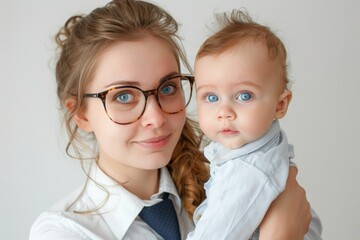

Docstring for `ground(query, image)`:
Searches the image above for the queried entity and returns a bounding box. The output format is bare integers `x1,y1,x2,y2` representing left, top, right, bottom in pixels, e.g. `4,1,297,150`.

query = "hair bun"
55,15,83,47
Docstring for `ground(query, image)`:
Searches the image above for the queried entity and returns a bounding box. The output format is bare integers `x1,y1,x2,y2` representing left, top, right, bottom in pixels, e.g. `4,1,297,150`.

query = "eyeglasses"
83,75,194,125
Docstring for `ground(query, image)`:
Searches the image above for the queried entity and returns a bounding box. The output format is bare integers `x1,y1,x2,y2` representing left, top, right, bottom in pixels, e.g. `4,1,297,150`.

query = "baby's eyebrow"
236,81,262,89
196,81,261,92
196,84,213,92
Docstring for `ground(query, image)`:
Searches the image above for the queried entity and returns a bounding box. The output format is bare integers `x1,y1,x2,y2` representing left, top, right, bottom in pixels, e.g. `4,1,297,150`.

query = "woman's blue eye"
160,84,176,95
206,94,219,103
116,93,134,103
237,92,252,102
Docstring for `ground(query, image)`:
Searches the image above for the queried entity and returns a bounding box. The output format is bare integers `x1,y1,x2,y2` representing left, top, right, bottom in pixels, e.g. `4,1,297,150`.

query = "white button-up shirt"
30,165,194,240
187,121,322,240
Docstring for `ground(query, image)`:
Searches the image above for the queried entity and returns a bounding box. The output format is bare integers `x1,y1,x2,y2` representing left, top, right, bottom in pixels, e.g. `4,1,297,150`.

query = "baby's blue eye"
237,92,252,102
205,94,219,103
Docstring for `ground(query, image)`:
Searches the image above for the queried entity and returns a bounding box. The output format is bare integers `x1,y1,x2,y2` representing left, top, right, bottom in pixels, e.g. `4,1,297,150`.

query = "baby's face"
195,41,288,149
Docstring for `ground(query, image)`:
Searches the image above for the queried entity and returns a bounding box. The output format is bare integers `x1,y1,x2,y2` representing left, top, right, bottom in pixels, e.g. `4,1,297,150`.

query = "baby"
187,9,322,240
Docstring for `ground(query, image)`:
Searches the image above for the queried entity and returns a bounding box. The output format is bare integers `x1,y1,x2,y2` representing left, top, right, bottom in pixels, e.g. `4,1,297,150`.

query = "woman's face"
80,37,186,180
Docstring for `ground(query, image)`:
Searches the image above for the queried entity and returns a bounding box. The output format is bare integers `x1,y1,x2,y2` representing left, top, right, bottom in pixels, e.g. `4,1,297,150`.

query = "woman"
30,0,311,239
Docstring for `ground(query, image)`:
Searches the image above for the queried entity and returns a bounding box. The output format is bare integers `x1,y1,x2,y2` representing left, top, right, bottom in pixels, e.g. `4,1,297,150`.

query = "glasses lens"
158,76,192,114
102,76,192,124
105,87,145,124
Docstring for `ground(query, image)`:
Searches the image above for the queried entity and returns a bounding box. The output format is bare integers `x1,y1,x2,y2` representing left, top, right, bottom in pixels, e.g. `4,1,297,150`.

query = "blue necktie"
139,192,181,240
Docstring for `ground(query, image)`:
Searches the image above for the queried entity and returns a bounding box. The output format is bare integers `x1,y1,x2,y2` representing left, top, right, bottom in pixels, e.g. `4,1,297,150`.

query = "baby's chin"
218,140,248,149
212,132,256,149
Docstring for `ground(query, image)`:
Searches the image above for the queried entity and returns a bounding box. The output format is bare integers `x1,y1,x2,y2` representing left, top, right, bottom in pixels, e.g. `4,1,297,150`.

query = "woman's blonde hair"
55,0,208,217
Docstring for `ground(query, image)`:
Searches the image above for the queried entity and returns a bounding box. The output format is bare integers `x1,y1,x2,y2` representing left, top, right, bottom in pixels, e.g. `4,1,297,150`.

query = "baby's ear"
275,90,292,119
65,97,93,132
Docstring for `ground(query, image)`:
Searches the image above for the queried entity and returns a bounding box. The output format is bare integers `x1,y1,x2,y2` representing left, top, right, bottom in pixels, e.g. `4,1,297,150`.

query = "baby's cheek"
199,120,213,138
197,107,209,129
245,114,273,139
198,118,217,142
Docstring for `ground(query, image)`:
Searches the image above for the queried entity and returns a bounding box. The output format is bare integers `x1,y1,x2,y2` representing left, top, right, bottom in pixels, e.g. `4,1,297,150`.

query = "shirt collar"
156,167,183,214
86,163,182,238
205,120,281,164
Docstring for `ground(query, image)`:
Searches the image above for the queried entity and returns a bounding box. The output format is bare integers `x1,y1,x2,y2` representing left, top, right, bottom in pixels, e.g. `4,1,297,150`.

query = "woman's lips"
135,135,171,149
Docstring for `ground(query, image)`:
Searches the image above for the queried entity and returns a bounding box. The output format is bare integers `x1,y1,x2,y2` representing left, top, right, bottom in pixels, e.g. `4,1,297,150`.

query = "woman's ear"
65,97,93,132
275,90,292,119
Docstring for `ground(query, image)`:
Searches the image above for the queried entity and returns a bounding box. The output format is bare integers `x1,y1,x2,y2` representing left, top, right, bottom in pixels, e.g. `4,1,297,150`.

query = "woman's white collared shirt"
29,164,194,240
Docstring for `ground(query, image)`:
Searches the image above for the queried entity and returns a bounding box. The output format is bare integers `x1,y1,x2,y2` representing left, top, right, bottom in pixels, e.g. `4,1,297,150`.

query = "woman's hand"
259,167,311,240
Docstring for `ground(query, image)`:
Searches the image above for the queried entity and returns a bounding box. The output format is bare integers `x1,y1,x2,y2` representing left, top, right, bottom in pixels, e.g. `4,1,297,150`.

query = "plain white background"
1,0,359,239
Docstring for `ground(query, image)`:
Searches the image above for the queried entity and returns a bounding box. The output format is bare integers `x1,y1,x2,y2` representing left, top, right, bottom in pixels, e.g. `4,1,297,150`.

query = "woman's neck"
97,157,160,200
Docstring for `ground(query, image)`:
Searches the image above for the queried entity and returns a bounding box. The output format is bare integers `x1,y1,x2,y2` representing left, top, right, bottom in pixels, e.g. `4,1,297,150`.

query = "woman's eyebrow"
104,80,140,88
159,71,179,84
104,71,179,89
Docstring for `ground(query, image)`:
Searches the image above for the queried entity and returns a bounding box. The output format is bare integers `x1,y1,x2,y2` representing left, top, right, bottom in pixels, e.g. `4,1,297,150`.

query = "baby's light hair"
196,9,290,89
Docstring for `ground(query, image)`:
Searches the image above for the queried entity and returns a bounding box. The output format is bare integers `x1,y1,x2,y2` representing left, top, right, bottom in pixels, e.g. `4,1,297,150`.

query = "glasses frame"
83,74,194,125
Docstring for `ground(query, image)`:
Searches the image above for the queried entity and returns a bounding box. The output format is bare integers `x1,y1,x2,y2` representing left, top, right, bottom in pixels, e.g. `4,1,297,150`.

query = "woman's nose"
140,96,166,128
